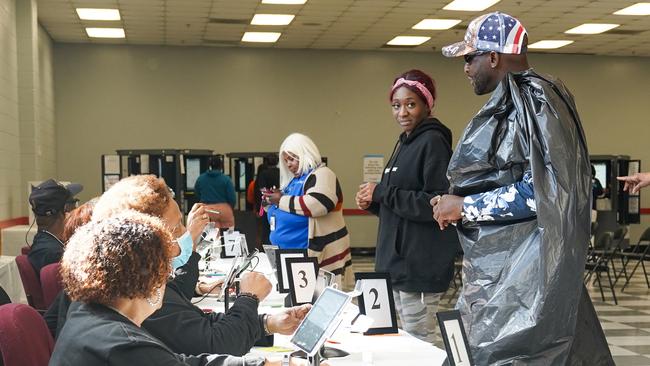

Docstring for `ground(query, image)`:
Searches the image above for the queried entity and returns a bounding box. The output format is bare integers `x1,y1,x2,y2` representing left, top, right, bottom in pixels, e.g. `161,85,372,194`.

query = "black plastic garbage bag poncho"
447,69,613,365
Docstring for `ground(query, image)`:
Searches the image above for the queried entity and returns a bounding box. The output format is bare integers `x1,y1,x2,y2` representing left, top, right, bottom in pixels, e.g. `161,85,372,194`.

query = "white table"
0,256,28,304
195,253,448,365
1,225,34,256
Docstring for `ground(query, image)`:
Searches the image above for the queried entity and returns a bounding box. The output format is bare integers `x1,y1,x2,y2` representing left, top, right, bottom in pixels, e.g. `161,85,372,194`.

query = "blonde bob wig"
278,133,322,189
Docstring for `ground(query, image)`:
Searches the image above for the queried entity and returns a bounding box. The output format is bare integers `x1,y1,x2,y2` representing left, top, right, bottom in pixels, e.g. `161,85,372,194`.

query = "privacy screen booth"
590,155,641,240
101,149,221,214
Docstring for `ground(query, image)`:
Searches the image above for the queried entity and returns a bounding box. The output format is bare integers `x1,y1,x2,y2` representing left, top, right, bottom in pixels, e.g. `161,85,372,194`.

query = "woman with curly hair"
49,212,260,365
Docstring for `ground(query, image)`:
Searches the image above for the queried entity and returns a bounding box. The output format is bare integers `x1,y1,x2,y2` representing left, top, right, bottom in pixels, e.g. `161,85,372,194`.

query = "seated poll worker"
50,212,309,366
48,175,311,356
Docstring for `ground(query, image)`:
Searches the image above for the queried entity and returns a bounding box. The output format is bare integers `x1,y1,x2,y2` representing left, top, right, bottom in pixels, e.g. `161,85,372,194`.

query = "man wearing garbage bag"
432,12,613,365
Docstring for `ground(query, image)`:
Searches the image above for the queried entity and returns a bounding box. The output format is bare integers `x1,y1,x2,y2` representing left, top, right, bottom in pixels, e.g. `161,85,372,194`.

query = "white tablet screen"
291,288,349,354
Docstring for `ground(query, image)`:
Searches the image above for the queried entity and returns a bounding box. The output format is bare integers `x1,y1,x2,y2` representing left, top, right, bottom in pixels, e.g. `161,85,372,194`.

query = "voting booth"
590,155,641,240
101,149,221,214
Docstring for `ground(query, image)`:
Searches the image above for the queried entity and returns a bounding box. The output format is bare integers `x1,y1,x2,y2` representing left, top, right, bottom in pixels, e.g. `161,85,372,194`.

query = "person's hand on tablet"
266,304,312,335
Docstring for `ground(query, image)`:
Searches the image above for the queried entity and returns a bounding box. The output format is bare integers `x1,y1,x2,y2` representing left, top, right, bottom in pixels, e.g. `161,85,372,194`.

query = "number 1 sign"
286,257,319,305
354,272,398,335
436,310,473,366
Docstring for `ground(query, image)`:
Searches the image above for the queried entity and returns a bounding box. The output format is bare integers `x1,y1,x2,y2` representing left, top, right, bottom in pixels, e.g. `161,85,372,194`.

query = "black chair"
618,227,650,291
584,232,618,304
0,287,10,306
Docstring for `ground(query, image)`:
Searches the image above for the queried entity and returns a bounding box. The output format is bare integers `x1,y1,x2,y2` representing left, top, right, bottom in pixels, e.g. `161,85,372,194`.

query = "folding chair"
619,227,650,291
584,232,618,304
40,263,62,309
14,255,46,311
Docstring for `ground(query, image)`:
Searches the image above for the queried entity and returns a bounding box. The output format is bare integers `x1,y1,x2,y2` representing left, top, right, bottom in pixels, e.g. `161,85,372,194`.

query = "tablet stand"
291,345,348,366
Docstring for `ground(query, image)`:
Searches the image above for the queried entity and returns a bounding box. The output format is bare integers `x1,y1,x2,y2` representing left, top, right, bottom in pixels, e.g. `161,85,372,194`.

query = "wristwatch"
281,354,290,366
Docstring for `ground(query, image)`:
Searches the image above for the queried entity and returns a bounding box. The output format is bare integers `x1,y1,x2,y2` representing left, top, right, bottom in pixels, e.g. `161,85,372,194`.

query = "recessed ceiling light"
242,32,281,43
528,40,574,49
386,36,430,46
85,27,125,38
412,19,461,30
565,23,620,34
251,14,295,26
614,3,650,16
261,0,307,4
76,8,121,21
443,0,501,11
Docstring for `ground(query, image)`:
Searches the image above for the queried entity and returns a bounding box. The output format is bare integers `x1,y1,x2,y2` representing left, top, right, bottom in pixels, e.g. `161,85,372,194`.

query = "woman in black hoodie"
355,69,459,345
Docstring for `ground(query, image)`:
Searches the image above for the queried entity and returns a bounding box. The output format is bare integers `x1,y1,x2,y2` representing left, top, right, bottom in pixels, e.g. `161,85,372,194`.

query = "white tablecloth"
0,256,28,304
195,253,448,365
1,225,34,256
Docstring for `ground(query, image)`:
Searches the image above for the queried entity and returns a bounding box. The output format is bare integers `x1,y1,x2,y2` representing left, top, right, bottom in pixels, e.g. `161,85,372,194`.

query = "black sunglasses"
464,51,490,64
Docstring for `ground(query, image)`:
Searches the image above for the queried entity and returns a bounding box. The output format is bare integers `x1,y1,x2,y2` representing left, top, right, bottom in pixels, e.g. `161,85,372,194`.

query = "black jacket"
49,302,264,366
45,252,272,356
28,231,63,275
369,118,459,293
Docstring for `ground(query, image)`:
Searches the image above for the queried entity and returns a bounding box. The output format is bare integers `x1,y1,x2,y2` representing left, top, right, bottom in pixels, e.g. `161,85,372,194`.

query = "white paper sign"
140,154,150,174
279,252,306,291
361,279,392,328
363,155,384,183
289,261,317,304
103,155,120,174
223,231,242,257
443,319,471,366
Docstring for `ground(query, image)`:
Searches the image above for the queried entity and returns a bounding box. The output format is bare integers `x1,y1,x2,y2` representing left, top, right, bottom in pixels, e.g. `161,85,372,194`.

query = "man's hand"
238,272,272,301
266,304,312,335
431,194,464,230
186,203,209,249
617,172,650,194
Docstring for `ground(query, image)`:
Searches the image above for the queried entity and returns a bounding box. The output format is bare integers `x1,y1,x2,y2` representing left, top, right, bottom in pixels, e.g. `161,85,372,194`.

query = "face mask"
172,231,193,270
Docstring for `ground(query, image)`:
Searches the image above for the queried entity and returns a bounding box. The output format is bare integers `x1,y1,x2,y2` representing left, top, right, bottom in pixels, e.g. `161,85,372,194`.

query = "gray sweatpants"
393,290,442,345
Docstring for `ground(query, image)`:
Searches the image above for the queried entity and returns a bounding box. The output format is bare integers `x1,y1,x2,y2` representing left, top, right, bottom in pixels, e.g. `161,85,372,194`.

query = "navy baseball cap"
29,179,83,216
442,12,527,57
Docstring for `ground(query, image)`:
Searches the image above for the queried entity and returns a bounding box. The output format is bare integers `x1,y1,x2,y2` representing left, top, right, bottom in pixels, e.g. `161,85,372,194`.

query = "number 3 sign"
436,310,474,366
354,272,398,335
286,257,319,305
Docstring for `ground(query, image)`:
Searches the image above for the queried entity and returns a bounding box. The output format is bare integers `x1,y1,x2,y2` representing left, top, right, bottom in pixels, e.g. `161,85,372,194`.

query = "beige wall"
53,43,650,245
0,0,55,221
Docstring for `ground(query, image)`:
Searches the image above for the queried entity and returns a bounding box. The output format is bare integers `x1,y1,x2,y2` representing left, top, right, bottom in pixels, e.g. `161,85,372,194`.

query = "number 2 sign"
354,272,398,335
286,257,319,305
436,310,473,366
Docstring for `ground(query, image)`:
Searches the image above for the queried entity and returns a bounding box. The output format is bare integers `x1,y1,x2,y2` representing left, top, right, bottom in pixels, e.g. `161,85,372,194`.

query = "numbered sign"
221,231,243,258
436,310,473,366
286,257,319,305
276,249,308,293
354,272,398,335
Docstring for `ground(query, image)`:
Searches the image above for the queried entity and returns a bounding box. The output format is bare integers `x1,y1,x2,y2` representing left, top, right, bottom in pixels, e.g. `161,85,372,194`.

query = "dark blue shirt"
28,230,64,275
194,171,236,206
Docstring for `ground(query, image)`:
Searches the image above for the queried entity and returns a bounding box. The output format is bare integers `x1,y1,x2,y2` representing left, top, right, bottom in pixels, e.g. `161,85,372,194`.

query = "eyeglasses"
463,51,490,64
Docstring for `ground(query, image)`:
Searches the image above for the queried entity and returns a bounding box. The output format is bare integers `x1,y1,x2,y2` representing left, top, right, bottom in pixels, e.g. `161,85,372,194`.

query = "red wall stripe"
342,209,370,216
0,217,29,230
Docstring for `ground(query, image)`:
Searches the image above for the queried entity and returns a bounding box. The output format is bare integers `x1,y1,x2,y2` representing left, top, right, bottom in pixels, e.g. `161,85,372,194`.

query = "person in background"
618,171,650,194
50,212,308,366
27,179,82,275
263,133,352,281
433,12,611,364
591,164,604,222
61,197,98,242
195,156,236,229
355,69,458,345
255,154,280,244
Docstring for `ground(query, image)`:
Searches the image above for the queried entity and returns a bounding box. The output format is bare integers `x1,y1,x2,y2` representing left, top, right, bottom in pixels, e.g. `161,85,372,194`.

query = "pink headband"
390,78,435,110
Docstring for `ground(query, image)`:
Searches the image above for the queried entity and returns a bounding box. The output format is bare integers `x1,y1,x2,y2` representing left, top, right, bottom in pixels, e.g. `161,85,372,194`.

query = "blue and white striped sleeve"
462,170,536,222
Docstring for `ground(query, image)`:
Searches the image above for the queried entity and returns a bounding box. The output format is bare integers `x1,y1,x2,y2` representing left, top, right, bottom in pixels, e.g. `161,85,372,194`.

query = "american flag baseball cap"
442,12,527,57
